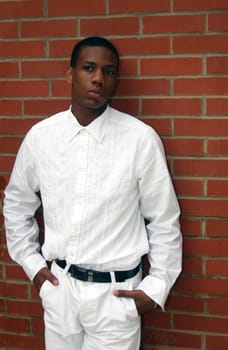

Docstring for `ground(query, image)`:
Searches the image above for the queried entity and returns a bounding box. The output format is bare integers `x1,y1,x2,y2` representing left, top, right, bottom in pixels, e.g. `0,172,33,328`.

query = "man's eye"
84,66,93,71
104,70,115,76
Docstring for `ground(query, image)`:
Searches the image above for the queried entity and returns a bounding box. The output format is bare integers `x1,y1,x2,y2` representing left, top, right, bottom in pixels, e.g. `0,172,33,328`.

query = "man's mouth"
88,89,103,98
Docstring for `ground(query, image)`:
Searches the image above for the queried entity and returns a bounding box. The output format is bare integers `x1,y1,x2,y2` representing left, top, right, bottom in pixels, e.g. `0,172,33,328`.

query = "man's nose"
92,69,104,84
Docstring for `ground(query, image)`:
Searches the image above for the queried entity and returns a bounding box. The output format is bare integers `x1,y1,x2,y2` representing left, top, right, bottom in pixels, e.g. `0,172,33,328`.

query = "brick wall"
0,1,228,349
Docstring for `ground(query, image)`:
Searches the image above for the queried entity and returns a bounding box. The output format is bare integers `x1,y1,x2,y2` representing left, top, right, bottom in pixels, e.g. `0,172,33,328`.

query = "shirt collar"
68,106,110,143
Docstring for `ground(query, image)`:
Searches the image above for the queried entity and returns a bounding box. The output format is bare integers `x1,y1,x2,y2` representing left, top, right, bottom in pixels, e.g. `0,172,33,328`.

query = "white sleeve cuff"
136,275,171,311
22,254,48,281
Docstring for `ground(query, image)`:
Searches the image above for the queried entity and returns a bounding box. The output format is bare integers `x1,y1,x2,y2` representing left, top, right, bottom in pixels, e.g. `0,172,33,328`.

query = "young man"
3,36,182,349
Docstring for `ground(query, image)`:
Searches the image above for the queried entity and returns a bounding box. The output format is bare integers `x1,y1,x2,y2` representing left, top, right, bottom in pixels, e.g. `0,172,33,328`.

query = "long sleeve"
137,128,182,310
3,132,47,281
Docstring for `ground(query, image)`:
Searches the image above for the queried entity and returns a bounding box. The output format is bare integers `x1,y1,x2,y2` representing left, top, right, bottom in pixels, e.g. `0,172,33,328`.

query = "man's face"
68,46,118,117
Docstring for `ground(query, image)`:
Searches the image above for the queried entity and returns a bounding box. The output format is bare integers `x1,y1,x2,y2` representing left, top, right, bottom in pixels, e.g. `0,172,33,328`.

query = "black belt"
55,259,140,283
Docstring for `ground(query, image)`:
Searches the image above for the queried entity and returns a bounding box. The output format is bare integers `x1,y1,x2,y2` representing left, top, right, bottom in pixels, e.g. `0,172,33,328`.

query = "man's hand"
113,289,157,315
33,267,59,292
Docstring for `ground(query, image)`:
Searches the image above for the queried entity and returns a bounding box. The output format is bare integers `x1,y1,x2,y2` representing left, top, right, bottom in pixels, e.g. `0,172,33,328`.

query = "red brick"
5,264,30,281
180,217,202,236
164,138,203,156
207,98,228,115
81,17,139,36
166,295,204,313
30,284,41,300
0,281,28,300
51,80,70,97
174,178,204,196
206,335,228,350
180,198,228,217
113,37,170,55
173,35,228,54
142,98,201,116
111,98,139,116
0,155,15,172
183,257,203,275
109,0,170,13
48,0,105,16
207,56,228,75
142,118,172,136
207,259,228,276
207,180,228,197
208,298,228,315
0,333,44,349
0,246,11,262
1,41,45,58
22,60,68,78
0,62,19,78
1,80,48,97
49,39,79,58
116,78,170,96
32,318,44,335
0,137,22,153
141,57,202,75
209,13,228,32
144,329,201,348
0,0,43,19
0,21,18,38
175,276,228,296
184,238,228,257
7,300,43,318
174,314,228,333
0,100,21,116
174,118,228,136
24,99,70,116
0,118,40,134
0,299,4,313
0,316,29,333
143,14,205,34
206,219,228,238
143,312,171,328
174,159,228,177
119,59,137,77
174,77,228,95
0,212,5,225
174,0,228,11
21,19,77,38
207,139,228,156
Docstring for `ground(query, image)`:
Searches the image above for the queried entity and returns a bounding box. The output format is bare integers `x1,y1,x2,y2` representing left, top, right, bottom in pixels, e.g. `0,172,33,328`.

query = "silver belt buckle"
88,270,94,282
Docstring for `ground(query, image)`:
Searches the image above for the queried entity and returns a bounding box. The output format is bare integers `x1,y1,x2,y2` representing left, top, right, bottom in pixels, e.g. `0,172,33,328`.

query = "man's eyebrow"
83,60,117,68
83,60,95,65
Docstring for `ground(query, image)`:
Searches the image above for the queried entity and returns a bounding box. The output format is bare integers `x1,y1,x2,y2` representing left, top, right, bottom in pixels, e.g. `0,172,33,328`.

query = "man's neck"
71,104,107,127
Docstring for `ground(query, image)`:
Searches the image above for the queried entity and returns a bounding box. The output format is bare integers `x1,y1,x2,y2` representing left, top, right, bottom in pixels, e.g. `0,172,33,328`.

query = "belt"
55,259,140,283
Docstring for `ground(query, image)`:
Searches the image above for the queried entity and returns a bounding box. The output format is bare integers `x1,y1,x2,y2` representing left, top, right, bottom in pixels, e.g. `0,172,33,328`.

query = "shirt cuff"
22,254,48,281
136,275,171,311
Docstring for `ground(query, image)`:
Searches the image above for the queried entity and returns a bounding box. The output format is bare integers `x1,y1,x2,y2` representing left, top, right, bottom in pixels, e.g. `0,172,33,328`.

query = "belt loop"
63,262,71,274
110,271,116,283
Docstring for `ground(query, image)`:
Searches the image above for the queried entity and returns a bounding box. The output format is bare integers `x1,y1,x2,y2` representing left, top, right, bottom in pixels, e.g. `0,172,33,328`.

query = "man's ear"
66,67,73,84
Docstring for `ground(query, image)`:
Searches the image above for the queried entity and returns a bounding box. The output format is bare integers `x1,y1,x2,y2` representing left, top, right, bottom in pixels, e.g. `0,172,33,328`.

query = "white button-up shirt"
3,106,182,308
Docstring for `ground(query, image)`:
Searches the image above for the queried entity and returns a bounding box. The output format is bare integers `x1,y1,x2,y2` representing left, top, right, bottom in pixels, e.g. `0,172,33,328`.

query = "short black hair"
70,36,120,69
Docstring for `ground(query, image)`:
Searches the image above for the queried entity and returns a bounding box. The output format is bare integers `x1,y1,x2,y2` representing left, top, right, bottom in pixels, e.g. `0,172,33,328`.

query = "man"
3,36,182,349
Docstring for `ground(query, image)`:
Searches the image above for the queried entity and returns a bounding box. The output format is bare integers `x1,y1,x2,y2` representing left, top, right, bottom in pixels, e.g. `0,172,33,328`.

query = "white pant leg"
45,328,84,350
79,270,142,350
39,262,84,349
40,261,142,350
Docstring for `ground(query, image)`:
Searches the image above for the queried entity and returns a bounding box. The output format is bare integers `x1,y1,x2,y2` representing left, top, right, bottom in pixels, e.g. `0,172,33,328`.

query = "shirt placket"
67,129,89,260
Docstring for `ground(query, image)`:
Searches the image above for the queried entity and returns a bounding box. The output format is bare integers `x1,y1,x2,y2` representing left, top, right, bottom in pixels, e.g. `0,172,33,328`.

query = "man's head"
67,36,120,124
70,36,120,71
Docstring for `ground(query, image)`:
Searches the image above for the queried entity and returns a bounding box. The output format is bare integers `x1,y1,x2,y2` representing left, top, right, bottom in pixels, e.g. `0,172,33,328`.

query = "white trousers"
39,261,141,350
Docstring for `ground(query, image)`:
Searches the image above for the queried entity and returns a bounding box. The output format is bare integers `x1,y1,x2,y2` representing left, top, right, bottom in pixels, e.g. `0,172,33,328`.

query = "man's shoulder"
31,109,68,131
110,107,154,134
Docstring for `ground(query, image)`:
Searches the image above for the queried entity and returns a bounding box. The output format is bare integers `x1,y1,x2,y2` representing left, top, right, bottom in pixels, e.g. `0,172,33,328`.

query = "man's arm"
114,127,182,313
3,133,48,281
